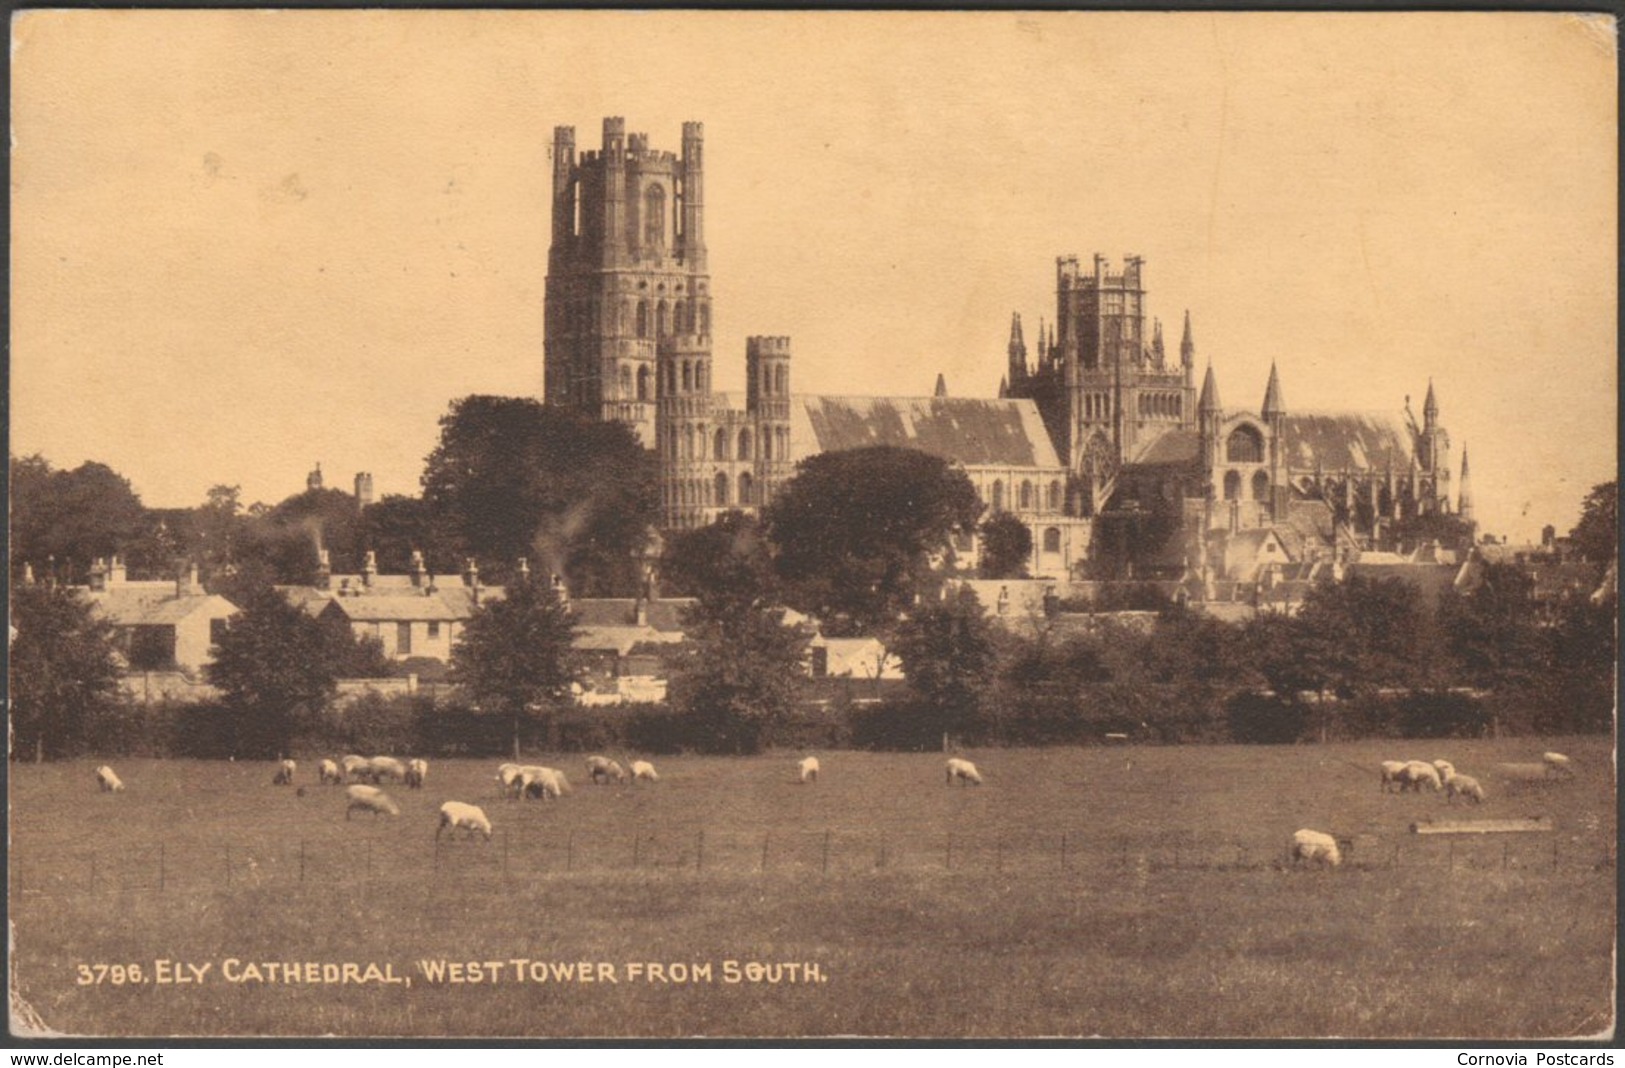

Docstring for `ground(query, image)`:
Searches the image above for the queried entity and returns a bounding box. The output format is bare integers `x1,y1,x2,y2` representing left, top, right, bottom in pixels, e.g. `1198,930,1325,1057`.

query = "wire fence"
12,824,1616,901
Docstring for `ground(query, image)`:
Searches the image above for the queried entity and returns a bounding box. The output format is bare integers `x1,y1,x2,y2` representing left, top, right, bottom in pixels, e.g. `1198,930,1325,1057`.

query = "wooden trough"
1410,816,1555,835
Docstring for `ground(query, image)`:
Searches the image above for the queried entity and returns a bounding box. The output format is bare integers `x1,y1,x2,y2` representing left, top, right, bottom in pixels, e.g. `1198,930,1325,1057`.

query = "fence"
13,824,1615,901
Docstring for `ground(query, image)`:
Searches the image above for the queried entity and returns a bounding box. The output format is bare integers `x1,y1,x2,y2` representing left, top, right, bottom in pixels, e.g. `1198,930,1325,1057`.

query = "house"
79,557,238,674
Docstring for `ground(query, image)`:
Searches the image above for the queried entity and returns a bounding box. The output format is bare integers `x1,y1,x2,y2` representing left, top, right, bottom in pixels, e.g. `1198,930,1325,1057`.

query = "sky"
11,11,1617,542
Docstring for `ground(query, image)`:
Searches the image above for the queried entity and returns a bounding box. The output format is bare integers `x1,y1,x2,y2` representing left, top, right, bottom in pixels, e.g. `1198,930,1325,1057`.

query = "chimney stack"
316,549,332,590
362,550,378,589
410,549,426,589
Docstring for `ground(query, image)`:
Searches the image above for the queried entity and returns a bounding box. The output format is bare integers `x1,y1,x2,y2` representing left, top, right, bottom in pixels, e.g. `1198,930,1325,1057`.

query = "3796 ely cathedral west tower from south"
544,117,1468,582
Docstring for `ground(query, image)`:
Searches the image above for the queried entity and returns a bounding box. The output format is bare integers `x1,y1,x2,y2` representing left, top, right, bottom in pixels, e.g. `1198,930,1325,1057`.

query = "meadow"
8,736,1615,1039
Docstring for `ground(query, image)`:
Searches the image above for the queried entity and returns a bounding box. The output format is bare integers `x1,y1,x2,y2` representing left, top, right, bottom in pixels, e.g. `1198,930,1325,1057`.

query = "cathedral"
544,117,1470,581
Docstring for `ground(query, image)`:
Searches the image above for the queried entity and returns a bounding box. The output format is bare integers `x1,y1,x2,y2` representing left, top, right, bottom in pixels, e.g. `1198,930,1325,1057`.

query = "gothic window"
657,300,670,338
644,184,666,248
992,480,1005,512
739,472,754,505
738,429,752,460
696,424,708,460
683,425,695,460
1048,481,1062,511
1226,425,1264,464
699,303,709,335
1043,528,1062,553
763,431,773,461
636,365,650,401
1223,470,1242,501
762,365,772,397
714,429,727,459
775,364,788,395
618,365,632,397
778,427,788,458
695,363,706,392
1252,470,1271,501
1019,480,1033,510
715,472,729,506
636,301,648,339
673,302,686,335
682,361,693,392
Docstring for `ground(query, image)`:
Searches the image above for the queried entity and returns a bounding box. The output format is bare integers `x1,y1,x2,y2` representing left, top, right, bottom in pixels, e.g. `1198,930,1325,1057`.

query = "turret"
1458,443,1475,526
934,373,948,398
1007,312,1027,386
1198,363,1221,415
1151,319,1165,365
1261,362,1285,420
601,117,627,268
1423,378,1439,431
680,121,706,267
552,125,577,244
1180,310,1195,369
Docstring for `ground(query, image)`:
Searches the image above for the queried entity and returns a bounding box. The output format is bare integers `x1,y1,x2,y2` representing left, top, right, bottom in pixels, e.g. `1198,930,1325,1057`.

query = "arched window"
1226,425,1264,464
644,184,666,248
715,472,729,506
618,365,632,397
682,361,692,392
620,299,630,333
738,429,752,460
696,424,708,460
698,303,709,335
775,364,788,395
763,431,773,461
657,300,670,339
636,365,649,401
1047,480,1062,511
1252,470,1271,501
739,472,754,505
992,480,1005,512
778,427,789,459
1019,480,1034,510
1043,528,1062,553
685,425,697,460
1223,470,1242,501
636,301,648,339
673,302,686,335
714,429,728,460
694,363,706,392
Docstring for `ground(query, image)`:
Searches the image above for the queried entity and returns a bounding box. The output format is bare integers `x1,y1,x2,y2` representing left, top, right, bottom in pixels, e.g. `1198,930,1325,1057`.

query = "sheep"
1543,752,1575,778
1431,759,1456,782
946,757,983,786
340,754,369,782
1443,770,1487,805
1379,760,1409,793
404,758,428,789
272,759,296,786
318,759,344,785
1289,828,1342,868
585,755,627,785
521,766,570,801
1398,760,1442,793
630,760,660,783
496,762,525,797
368,756,407,784
344,784,400,819
95,765,125,793
436,801,493,841
798,756,820,784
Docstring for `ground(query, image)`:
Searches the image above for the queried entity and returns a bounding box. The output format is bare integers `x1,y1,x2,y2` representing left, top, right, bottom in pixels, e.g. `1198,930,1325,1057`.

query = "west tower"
545,118,711,447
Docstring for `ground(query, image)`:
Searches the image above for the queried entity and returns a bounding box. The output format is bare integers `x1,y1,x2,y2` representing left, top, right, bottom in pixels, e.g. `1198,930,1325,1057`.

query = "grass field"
9,736,1615,1039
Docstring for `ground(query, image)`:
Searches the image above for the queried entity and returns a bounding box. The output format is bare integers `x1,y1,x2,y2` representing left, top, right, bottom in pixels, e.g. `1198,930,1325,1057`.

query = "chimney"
517,557,531,582
88,558,108,592
108,556,127,586
316,549,332,590
550,572,570,608
176,562,201,597
410,549,426,589
362,550,378,589
463,558,480,589
635,595,648,627
22,562,34,585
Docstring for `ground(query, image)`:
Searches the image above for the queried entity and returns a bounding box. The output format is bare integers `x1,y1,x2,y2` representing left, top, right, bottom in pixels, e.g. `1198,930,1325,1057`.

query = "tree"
9,455,148,583
357,494,461,577
9,583,124,761
890,587,1000,742
448,575,579,758
1437,562,1545,693
206,586,343,758
658,510,775,614
421,396,660,594
978,512,1032,579
763,446,984,633
665,605,811,755
1569,480,1617,564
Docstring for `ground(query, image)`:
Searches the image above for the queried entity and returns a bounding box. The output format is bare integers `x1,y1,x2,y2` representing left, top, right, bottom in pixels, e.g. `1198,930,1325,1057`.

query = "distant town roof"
790,394,1063,470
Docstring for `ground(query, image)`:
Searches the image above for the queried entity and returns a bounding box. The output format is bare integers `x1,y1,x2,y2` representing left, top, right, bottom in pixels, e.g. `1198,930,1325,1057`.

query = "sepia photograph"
8,10,1617,1040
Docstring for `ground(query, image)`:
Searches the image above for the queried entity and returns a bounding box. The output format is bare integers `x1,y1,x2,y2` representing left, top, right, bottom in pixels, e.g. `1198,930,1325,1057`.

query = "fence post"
90,854,97,893
159,842,166,893
566,831,574,873
696,831,704,873
946,833,953,872
225,844,231,889
1060,833,1068,873
822,830,830,875
633,834,641,869
760,833,770,873
299,840,306,884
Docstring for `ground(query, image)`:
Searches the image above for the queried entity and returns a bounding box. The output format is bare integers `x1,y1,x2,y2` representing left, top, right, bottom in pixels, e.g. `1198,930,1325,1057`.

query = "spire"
1180,310,1195,368
1198,362,1221,413
1006,313,1027,384
934,372,948,398
998,374,1008,399
1423,378,1439,421
1152,318,1165,363
1261,361,1285,418
1458,442,1475,524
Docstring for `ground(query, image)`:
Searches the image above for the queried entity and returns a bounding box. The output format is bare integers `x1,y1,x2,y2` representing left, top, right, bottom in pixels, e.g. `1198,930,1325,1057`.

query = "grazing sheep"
1380,761,1409,793
272,759,296,786
1443,770,1487,805
1543,752,1575,778
344,784,400,819
95,765,125,793
1432,759,1456,782
798,756,820,784
436,801,493,841
585,755,627,785
340,754,369,782
404,758,428,789
1289,828,1342,868
1399,760,1443,793
496,762,525,796
318,759,343,785
368,756,407,784
630,760,660,783
946,757,983,786
522,766,571,800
